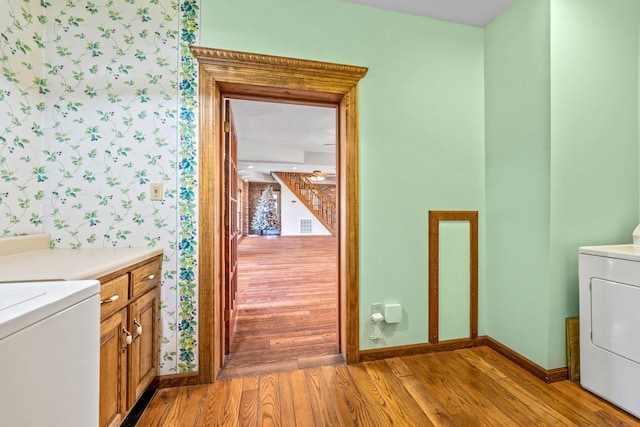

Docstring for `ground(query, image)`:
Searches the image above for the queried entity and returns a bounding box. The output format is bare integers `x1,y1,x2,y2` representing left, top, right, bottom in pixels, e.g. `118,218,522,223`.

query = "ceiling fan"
307,170,334,182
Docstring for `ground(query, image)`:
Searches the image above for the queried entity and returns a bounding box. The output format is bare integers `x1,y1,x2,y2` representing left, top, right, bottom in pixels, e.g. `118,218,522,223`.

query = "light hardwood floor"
138,235,640,425
138,346,640,426
220,235,340,379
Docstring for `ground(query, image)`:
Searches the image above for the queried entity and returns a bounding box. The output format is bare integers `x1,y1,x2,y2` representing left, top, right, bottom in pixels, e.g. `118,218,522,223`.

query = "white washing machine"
0,279,100,426
579,244,640,418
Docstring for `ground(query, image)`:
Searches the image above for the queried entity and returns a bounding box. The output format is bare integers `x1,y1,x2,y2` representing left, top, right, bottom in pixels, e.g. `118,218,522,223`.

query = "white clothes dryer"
579,244,640,418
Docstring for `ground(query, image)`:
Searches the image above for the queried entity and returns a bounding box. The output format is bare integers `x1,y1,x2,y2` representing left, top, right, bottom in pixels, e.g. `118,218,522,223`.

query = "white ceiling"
231,1,516,183
342,0,515,27
230,99,337,183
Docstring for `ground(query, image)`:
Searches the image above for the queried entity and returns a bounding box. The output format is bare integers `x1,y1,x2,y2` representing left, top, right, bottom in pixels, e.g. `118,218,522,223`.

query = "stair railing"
274,172,336,235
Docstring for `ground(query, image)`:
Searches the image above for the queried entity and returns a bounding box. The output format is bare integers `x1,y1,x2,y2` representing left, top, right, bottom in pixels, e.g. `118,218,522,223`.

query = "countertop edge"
0,247,163,283
67,249,164,280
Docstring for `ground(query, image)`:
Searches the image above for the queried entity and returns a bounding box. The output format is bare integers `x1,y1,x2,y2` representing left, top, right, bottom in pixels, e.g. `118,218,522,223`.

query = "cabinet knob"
141,274,155,282
100,293,119,305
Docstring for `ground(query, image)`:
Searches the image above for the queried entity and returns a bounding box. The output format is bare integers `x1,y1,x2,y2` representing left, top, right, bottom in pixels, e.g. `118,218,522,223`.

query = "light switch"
150,183,163,201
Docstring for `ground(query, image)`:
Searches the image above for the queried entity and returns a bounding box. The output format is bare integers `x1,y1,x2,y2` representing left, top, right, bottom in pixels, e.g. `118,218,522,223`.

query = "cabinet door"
100,308,128,427
128,289,158,408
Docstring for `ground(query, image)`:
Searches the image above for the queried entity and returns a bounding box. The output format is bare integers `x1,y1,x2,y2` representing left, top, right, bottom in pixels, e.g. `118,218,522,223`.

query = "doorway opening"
192,46,367,383
220,99,340,378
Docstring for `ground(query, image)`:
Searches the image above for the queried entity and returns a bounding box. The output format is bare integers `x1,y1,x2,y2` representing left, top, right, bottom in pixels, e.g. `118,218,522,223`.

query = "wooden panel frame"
191,47,367,383
428,210,479,344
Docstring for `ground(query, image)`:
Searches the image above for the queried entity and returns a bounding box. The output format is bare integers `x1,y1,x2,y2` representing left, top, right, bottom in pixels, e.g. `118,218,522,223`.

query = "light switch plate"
150,183,163,201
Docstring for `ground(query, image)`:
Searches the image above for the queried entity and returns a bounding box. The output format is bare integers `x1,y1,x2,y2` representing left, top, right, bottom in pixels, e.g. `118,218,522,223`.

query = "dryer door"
591,278,640,364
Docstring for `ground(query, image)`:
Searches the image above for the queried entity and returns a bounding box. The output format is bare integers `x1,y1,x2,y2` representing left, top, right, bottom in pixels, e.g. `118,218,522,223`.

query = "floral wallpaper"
0,0,200,375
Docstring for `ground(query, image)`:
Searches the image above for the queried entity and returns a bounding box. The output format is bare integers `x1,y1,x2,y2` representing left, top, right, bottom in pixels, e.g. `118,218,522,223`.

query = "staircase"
274,172,336,236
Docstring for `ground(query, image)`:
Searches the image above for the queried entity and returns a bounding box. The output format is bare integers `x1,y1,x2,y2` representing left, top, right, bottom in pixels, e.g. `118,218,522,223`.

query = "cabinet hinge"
224,120,230,133
224,309,230,322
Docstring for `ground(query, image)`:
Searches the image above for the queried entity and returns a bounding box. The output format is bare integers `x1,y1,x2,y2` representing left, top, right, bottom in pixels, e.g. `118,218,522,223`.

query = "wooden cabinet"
98,255,161,427
128,287,158,407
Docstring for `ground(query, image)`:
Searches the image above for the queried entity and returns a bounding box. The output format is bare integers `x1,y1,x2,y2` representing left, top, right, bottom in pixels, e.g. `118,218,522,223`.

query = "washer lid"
0,289,48,311
0,280,99,340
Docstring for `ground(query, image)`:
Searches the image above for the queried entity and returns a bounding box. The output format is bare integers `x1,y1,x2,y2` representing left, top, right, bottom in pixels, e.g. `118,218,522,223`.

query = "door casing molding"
191,46,367,383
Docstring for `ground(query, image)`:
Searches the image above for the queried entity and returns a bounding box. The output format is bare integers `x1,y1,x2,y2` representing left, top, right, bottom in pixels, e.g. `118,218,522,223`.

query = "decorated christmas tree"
251,186,280,234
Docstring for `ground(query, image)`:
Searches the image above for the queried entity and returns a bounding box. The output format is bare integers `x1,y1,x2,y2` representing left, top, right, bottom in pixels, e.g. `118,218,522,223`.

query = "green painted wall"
485,0,552,368
549,0,640,368
199,0,486,350
486,0,640,369
201,0,640,369
438,221,471,340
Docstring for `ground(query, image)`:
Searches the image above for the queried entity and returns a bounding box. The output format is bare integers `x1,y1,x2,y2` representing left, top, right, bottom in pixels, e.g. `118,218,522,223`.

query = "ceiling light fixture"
307,170,325,182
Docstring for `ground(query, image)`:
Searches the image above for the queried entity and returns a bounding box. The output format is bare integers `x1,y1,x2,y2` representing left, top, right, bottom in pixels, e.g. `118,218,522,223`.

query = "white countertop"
0,246,162,282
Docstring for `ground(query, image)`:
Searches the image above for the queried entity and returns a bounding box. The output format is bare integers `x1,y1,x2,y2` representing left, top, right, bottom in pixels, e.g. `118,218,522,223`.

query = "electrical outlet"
150,183,163,201
371,303,383,315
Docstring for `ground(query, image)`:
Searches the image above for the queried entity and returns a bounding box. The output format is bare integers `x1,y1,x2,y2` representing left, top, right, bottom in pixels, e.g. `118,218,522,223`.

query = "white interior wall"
273,175,331,236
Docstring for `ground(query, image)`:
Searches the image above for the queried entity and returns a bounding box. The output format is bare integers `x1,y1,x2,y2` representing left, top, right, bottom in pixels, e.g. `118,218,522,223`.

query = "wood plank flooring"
220,235,339,380
139,234,640,425
137,346,640,426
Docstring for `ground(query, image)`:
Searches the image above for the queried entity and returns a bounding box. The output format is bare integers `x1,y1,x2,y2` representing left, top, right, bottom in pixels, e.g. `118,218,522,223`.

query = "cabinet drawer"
131,257,161,298
100,275,129,319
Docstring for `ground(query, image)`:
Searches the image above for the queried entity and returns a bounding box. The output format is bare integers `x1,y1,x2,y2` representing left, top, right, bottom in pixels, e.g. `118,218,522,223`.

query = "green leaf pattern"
0,0,200,374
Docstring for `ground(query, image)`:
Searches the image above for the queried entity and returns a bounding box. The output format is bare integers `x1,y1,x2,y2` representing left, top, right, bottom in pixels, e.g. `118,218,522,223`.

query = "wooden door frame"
191,46,367,383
